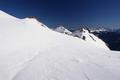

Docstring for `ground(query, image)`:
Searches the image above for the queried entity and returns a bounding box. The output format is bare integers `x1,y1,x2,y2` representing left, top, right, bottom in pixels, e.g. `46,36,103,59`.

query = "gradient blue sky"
0,0,120,29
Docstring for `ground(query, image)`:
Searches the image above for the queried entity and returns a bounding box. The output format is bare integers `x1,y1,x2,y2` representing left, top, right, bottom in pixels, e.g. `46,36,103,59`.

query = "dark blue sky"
0,0,120,29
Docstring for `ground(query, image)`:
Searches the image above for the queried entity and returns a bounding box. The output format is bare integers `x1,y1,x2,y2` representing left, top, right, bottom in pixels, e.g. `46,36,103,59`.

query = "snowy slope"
72,28,109,50
54,26,72,35
0,10,120,80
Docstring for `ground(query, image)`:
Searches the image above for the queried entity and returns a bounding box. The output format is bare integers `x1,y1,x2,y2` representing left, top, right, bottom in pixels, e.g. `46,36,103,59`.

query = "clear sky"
0,0,120,29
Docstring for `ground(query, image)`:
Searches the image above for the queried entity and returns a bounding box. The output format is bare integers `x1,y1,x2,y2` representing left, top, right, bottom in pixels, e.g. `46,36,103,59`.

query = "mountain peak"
54,26,72,35
23,17,48,28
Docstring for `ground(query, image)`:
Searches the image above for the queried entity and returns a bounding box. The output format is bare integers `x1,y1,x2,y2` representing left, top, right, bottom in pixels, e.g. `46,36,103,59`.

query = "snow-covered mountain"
72,28,109,50
54,27,109,50
0,10,120,80
72,26,108,33
89,28,108,33
54,26,72,35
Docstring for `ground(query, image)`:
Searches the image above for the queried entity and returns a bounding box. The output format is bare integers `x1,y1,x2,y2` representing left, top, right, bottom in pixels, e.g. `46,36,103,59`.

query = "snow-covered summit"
0,10,120,80
23,17,48,28
54,26,72,35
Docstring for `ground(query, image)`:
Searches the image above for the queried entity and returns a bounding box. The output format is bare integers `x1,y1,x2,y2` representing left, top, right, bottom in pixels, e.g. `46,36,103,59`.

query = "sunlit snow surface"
0,10,120,80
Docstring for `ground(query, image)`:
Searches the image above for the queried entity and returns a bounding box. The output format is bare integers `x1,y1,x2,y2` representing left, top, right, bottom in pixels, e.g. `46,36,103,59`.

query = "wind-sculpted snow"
0,10,120,80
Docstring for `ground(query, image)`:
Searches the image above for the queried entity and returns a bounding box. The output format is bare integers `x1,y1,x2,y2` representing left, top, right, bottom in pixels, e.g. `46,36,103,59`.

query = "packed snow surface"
0,10,120,80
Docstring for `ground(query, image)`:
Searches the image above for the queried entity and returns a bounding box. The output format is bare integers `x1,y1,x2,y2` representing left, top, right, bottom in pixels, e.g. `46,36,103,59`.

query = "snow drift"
0,10,120,80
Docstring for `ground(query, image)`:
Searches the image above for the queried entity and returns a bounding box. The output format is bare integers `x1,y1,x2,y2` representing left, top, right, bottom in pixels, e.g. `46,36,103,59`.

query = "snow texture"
0,10,120,80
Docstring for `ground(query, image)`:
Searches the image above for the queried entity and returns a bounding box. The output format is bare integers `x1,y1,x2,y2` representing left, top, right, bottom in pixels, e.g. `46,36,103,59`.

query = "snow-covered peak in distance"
0,10,120,80
54,26,72,35
89,28,108,33
73,26,108,33
72,28,109,50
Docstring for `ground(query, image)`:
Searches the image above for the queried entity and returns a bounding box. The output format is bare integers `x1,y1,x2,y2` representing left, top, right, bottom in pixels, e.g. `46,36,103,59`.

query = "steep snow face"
54,26,72,35
0,10,120,80
72,28,109,50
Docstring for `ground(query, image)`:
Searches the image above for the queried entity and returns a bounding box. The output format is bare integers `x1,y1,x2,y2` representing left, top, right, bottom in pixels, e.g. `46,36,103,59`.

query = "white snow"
89,28,107,33
0,10,120,80
54,26,72,35
72,28,109,50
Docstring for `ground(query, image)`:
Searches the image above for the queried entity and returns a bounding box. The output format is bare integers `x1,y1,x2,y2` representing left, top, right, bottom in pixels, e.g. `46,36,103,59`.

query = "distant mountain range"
93,30,120,51
54,26,120,51
54,26,109,50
